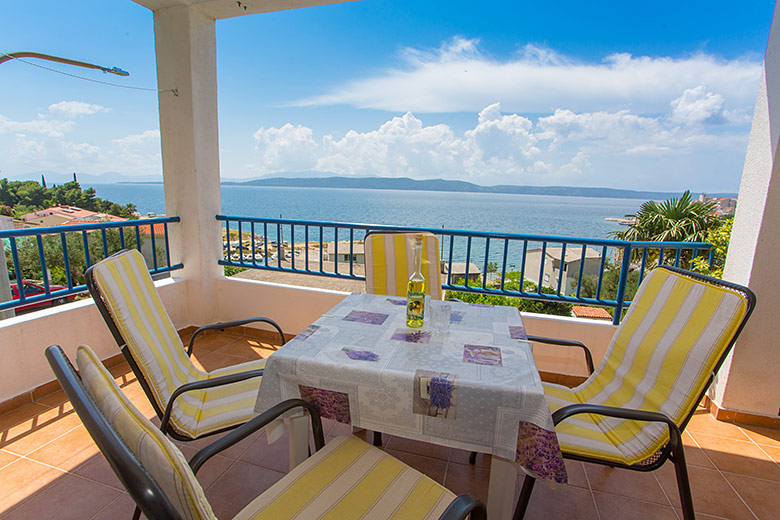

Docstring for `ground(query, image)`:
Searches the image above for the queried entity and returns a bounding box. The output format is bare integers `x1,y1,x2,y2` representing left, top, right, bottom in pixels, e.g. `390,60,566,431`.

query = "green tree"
445,272,573,317
609,190,719,243
691,217,733,278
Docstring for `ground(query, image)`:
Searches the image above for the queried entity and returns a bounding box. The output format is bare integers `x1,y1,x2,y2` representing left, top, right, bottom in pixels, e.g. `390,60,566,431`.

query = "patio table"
254,293,567,519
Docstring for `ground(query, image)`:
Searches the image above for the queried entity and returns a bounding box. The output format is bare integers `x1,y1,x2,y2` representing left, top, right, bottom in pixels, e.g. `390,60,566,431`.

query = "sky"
0,0,776,192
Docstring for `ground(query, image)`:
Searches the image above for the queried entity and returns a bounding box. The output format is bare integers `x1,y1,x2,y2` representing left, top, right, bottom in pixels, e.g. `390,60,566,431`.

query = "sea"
88,183,642,270
89,183,641,241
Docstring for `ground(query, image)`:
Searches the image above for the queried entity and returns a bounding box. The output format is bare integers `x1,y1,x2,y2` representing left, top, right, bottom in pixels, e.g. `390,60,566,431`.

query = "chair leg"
373,431,382,447
512,474,536,520
469,451,477,465
672,452,695,519
131,505,141,520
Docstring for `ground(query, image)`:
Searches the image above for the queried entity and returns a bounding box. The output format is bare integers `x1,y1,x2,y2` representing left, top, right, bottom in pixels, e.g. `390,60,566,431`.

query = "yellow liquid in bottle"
406,278,425,328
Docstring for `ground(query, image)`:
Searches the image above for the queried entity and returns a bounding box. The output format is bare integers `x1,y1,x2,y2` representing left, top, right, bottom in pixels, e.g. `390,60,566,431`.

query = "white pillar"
713,1,780,419
153,5,223,325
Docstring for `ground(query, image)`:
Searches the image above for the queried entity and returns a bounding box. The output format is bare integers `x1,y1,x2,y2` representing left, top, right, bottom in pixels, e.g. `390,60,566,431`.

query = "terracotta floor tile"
443,462,491,503
0,473,120,520
189,331,244,353
692,433,780,482
214,337,277,360
760,445,780,464
88,493,143,520
177,445,236,491
682,430,716,469
723,472,780,520
593,492,679,519
656,463,754,519
71,453,124,491
0,451,19,471
192,351,253,372
26,425,100,471
521,480,599,520
0,458,65,513
205,461,284,519
686,412,752,441
386,449,447,484
584,463,670,505
384,435,451,461
0,403,51,433
740,426,780,448
1,406,82,456
32,389,69,408
560,459,589,489
239,432,292,473
450,448,492,469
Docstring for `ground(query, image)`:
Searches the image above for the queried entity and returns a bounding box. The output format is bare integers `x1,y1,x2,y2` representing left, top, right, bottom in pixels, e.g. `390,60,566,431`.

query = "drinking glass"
431,302,451,332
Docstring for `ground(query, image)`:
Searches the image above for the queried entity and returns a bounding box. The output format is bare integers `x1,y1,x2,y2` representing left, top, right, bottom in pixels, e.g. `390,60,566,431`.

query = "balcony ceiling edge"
132,0,358,19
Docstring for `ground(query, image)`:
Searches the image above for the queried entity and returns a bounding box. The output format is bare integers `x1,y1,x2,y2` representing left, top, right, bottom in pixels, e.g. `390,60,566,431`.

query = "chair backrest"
574,266,754,464
364,231,442,300
46,345,214,520
86,249,204,419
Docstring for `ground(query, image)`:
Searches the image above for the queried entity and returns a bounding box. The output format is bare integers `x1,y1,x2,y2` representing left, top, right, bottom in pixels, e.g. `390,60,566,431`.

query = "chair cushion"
235,435,455,520
549,268,749,466
76,345,215,520
364,232,442,300
543,382,626,464
92,249,265,438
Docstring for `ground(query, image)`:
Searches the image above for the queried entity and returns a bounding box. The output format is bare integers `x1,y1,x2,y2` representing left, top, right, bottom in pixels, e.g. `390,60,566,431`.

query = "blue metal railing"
0,217,182,312
217,215,713,325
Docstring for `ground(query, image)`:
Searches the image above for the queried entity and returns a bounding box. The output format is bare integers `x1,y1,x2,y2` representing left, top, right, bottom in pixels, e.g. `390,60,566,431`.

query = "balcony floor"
0,330,778,519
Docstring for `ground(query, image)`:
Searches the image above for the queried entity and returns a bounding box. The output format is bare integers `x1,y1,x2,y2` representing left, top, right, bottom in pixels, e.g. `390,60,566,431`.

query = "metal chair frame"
514,266,756,520
85,249,286,442
46,345,487,520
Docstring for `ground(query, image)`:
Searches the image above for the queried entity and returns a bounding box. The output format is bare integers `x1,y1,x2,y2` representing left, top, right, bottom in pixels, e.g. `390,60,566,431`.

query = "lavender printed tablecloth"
254,293,567,483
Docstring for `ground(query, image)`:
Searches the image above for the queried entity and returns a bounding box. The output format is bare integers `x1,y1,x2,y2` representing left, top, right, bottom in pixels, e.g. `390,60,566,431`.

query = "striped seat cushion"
546,268,749,466
364,233,442,300
92,249,263,438
237,435,456,520
76,345,215,520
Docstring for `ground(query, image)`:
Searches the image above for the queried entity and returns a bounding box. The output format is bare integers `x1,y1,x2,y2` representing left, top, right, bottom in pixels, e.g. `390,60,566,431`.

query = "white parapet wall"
0,278,190,404
521,313,616,377
215,276,615,377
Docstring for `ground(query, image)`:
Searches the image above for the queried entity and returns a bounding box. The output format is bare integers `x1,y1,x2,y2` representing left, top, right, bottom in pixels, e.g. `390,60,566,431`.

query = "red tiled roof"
137,222,167,235
572,305,613,320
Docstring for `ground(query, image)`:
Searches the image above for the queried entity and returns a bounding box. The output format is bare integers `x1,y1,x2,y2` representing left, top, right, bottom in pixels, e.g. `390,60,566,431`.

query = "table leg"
487,455,517,520
288,415,310,470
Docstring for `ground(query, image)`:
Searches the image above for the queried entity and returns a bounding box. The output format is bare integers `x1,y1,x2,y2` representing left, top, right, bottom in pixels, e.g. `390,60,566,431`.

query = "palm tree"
609,191,719,243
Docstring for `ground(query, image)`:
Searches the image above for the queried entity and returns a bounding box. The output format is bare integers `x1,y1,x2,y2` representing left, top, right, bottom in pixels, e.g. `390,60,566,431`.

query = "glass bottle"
406,234,426,328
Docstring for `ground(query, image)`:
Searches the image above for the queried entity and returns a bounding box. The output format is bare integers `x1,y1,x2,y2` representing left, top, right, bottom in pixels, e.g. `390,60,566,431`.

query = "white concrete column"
153,5,223,325
713,1,780,419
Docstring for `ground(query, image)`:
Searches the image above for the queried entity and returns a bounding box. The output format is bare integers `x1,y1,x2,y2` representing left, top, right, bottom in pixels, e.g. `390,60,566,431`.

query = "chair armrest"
187,317,286,356
160,369,264,434
526,335,595,375
439,493,487,520
552,403,682,445
189,398,324,475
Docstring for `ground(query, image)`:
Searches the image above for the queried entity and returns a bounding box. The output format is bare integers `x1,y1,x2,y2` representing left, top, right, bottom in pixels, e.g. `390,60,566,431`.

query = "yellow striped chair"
364,231,443,300
85,249,286,441
46,345,486,520
515,266,755,520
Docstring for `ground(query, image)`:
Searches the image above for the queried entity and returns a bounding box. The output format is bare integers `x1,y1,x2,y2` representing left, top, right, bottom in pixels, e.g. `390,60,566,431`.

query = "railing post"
613,244,632,325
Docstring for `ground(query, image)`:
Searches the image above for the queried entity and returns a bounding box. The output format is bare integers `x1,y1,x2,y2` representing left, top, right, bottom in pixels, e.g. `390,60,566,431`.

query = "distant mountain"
7,171,163,185
224,175,737,200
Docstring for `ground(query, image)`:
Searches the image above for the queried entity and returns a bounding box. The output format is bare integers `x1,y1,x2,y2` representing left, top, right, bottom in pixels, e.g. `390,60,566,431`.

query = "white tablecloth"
255,293,567,483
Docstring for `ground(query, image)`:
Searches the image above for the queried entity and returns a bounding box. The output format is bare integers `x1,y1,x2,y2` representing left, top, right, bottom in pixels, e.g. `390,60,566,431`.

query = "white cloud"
294,39,761,116
112,129,160,147
249,100,750,190
0,114,73,137
670,86,728,125
49,101,110,118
